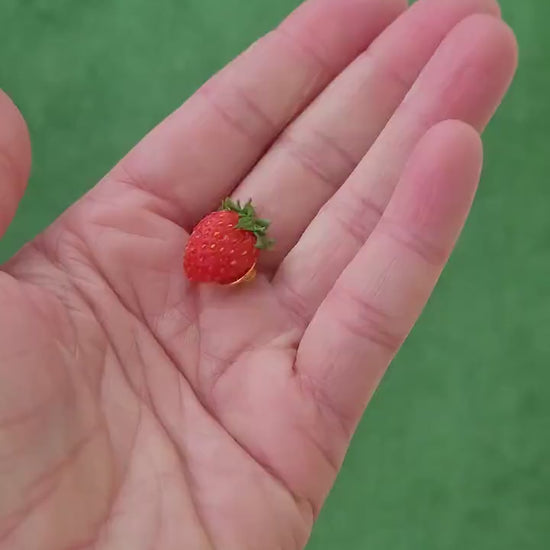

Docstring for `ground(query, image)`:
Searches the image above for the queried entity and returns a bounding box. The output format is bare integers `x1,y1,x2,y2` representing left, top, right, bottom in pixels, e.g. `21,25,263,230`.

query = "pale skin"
0,0,517,548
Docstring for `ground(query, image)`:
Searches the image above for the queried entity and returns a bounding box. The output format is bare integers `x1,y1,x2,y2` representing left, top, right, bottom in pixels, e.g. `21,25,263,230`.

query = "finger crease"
330,189,384,246
378,218,448,266
275,26,333,76
279,133,343,193
199,81,278,144
275,277,313,331
330,287,403,354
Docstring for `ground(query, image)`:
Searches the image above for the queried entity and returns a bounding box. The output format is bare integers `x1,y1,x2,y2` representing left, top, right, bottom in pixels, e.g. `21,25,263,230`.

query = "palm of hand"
2,180,320,549
0,0,516,548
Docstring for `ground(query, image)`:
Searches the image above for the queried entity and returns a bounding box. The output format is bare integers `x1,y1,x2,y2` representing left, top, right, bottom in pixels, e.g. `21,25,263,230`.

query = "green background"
1,0,548,548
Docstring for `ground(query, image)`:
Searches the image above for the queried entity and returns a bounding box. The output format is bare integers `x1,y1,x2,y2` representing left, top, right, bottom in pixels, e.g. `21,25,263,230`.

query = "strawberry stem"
220,198,274,250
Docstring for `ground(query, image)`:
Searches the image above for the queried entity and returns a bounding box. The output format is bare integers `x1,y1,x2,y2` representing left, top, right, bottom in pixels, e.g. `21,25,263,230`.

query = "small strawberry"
183,198,273,285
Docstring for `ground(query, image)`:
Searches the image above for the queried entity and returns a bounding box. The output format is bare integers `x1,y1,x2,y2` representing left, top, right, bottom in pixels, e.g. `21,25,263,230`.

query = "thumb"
0,90,31,238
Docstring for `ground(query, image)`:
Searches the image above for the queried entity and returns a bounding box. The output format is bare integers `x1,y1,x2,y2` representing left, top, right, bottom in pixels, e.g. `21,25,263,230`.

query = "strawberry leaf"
220,197,274,250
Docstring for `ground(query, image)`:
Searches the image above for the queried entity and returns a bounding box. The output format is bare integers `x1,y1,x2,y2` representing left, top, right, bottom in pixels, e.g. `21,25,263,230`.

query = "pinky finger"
297,120,483,446
0,91,31,239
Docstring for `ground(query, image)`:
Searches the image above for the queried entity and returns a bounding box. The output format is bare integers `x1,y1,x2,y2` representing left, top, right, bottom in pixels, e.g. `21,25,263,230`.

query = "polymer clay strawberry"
183,198,273,285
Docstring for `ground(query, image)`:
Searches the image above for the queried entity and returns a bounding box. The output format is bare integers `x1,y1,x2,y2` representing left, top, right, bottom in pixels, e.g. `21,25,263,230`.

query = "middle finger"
231,0,500,272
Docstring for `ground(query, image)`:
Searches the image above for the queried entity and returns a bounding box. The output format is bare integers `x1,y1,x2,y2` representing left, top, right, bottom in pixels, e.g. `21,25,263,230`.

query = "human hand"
0,0,516,548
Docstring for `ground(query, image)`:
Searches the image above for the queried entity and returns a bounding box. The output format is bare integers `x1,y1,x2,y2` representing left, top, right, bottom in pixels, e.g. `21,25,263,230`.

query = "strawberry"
183,198,273,285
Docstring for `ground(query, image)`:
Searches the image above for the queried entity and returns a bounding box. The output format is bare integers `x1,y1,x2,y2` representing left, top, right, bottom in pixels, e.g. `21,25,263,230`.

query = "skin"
0,0,517,548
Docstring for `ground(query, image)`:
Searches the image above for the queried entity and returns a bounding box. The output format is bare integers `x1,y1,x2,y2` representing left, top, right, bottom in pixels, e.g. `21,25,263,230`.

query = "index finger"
108,0,407,229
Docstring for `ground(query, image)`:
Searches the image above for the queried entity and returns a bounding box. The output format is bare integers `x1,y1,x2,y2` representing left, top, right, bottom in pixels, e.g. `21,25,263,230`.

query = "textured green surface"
1,1,549,548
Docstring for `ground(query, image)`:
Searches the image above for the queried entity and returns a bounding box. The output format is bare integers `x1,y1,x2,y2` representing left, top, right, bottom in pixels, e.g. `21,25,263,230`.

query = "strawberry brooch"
183,198,273,285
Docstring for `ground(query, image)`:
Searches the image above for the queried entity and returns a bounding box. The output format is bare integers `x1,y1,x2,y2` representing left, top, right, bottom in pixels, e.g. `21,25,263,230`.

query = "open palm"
0,0,516,548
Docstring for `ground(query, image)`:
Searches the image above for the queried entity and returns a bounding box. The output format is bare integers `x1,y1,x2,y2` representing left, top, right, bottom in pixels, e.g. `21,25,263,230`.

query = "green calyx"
220,198,275,250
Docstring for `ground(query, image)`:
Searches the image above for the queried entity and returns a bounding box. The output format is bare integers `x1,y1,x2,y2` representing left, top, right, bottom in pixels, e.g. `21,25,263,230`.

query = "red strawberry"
183,198,273,285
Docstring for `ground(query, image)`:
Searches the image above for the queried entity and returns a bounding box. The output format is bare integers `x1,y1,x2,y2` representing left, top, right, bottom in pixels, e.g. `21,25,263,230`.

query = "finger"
297,120,482,446
0,91,31,239
274,15,517,324
233,0,501,270
110,0,406,230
